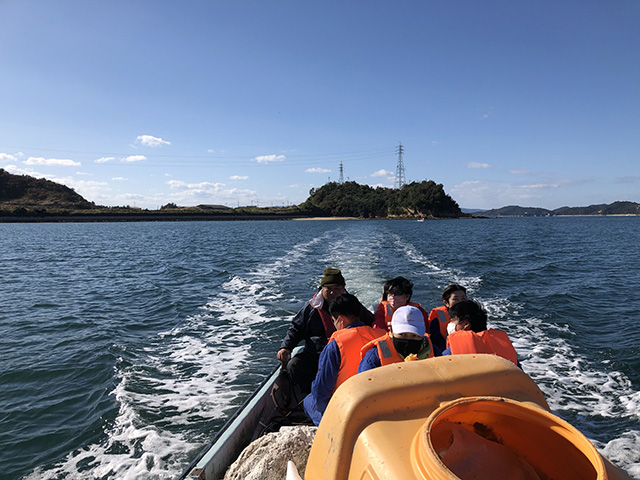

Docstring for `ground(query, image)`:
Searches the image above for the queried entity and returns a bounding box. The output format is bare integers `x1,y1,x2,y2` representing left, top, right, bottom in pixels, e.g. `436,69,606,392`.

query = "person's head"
385,276,413,310
329,293,361,330
390,305,425,340
390,305,427,357
448,299,487,333
442,284,467,308
319,267,346,304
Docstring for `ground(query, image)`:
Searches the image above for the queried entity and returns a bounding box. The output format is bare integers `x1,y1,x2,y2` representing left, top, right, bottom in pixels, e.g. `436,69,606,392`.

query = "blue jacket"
303,322,365,426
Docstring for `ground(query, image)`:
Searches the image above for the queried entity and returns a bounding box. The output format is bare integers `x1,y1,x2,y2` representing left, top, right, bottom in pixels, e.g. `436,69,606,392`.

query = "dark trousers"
285,348,319,395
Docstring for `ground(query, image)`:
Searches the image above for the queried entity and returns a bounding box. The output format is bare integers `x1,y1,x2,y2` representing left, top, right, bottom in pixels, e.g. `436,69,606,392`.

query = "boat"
178,357,311,480
179,354,632,480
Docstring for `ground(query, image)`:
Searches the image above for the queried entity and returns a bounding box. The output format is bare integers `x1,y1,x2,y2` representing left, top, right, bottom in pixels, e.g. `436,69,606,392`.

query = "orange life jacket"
360,332,434,366
428,306,450,339
446,329,518,365
377,301,430,333
331,325,386,390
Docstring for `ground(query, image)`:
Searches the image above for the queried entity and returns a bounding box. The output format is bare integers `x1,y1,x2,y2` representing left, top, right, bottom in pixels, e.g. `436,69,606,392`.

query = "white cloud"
371,169,394,177
166,178,258,206
168,180,226,192
24,157,81,167
509,168,531,175
467,162,491,169
95,156,116,163
136,135,171,147
305,167,331,173
122,155,147,163
4,165,38,176
112,177,128,181
230,175,248,180
253,154,285,164
482,107,494,119
1,153,18,163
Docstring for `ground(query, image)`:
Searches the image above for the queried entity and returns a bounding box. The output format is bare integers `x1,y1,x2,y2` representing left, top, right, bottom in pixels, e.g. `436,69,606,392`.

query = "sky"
1,1,639,210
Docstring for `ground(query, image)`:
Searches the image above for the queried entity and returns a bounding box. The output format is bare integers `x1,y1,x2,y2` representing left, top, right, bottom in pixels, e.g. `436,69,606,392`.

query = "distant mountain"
553,202,640,216
480,205,553,217
0,169,95,210
481,201,640,217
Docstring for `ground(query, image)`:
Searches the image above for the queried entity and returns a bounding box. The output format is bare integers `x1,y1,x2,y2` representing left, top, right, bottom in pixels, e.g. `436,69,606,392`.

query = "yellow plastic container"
304,355,631,480
417,396,605,480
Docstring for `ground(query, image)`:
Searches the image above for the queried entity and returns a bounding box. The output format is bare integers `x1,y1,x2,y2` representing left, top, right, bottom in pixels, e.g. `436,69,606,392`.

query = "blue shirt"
357,346,381,373
303,322,364,426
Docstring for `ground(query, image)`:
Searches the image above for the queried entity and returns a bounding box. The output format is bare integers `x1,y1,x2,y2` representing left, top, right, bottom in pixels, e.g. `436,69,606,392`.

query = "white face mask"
446,322,457,336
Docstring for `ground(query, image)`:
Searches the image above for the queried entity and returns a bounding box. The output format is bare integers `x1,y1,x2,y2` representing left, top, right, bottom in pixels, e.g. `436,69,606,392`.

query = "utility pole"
338,161,344,184
394,142,406,189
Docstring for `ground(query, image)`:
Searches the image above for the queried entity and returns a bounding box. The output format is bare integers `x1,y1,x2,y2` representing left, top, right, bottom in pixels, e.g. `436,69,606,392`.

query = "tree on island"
299,180,461,218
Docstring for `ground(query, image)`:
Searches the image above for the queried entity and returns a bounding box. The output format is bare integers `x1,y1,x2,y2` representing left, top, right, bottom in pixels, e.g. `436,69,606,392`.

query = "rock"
224,426,317,480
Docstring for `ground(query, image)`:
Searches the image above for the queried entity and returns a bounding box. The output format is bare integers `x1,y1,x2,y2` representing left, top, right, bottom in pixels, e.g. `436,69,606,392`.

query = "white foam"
485,296,640,476
389,233,483,292
24,234,333,479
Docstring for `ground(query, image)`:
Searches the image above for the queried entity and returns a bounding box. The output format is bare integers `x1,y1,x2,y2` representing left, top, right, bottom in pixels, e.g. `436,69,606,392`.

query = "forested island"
1,168,638,222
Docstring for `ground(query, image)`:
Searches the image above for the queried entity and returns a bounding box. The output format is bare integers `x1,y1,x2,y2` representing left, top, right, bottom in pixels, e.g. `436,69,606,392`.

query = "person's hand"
277,348,291,366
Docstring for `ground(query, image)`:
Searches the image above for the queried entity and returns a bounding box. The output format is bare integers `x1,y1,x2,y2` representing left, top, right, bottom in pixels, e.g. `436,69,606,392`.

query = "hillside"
0,169,96,210
481,201,640,217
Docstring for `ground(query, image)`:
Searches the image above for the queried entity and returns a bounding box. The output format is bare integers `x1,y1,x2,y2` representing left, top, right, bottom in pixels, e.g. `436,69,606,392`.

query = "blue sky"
1,1,639,210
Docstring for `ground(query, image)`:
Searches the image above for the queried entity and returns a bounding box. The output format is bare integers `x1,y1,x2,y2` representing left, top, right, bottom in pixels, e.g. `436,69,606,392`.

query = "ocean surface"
1,217,639,479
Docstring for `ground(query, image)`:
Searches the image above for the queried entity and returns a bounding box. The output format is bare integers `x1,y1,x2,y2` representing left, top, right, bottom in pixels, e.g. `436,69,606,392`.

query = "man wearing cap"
358,305,434,372
277,267,375,394
303,293,386,425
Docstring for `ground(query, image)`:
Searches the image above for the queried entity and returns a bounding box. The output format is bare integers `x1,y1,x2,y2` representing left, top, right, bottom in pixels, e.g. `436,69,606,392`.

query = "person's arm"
429,316,446,353
279,304,309,352
357,347,381,373
309,340,341,415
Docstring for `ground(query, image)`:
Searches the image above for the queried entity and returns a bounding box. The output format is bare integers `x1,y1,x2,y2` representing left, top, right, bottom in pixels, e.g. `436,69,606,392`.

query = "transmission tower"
394,142,406,189
338,161,344,184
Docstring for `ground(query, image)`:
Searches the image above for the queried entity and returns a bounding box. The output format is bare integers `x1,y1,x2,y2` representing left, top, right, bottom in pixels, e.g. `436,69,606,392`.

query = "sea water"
1,217,639,479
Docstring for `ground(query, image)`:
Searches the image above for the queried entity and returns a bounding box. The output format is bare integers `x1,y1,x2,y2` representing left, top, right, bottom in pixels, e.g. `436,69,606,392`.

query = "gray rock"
224,426,317,480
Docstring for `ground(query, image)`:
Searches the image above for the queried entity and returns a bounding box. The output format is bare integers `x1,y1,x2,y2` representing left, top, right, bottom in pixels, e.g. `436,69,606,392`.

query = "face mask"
392,337,425,357
447,322,457,336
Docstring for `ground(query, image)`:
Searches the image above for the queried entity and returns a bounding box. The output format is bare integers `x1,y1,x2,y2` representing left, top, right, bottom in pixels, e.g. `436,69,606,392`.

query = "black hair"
329,293,361,319
442,284,467,302
383,276,413,300
448,300,487,332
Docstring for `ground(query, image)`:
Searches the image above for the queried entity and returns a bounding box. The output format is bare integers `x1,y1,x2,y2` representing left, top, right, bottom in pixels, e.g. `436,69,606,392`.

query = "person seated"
428,283,467,355
276,268,375,395
358,305,434,373
303,293,386,426
442,299,520,368
372,276,430,334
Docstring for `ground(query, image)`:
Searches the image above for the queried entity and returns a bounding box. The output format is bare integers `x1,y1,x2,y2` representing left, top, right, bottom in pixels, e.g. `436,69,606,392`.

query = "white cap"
391,306,425,336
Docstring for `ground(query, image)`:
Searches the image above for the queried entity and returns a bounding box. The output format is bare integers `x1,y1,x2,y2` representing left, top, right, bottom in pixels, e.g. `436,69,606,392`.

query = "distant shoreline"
1,213,638,224
0,213,308,223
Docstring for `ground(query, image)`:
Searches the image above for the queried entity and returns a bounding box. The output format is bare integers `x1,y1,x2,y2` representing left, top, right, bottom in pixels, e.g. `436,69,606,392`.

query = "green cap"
320,268,346,287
